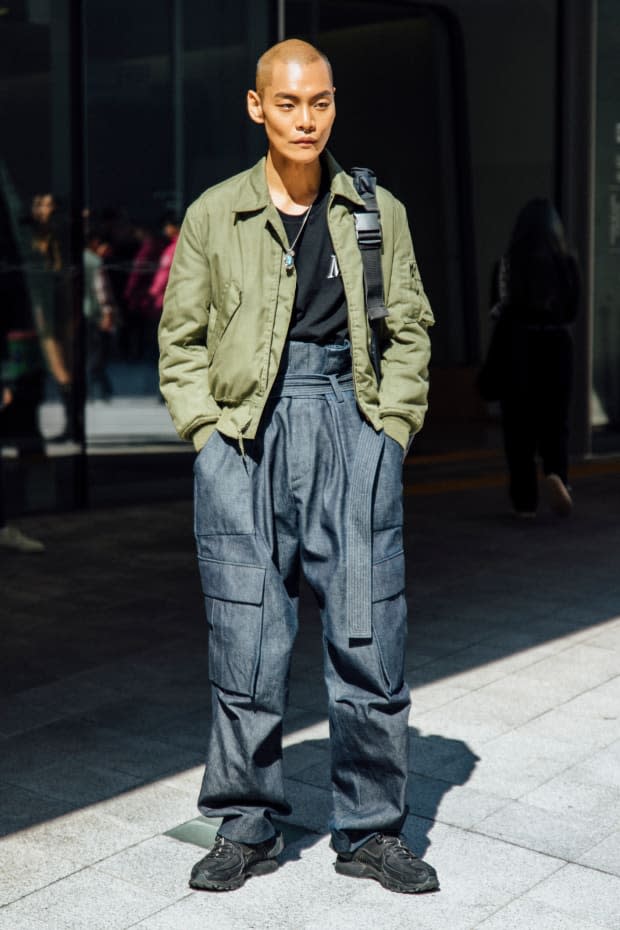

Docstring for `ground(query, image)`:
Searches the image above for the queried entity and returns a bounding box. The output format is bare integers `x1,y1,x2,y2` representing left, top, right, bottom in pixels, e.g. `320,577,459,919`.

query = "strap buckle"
354,211,382,248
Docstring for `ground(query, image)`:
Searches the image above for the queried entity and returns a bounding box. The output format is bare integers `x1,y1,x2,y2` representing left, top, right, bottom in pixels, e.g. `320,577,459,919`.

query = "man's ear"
247,89,265,125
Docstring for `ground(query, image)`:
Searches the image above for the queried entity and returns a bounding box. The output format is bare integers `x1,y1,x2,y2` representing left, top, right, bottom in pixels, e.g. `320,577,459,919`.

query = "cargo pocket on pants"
199,557,266,697
372,550,407,695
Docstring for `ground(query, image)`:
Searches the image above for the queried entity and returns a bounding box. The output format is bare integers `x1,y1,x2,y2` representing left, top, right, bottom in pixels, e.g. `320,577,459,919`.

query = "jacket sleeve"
378,199,434,450
158,203,221,448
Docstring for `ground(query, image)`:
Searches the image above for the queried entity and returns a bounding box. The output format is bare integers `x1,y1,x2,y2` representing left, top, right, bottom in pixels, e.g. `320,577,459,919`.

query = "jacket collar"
232,150,366,213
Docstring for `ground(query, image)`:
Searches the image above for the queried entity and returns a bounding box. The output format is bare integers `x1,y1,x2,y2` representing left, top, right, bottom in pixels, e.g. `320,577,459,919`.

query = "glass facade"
4,0,604,516
592,0,620,451
1,0,273,515
0,0,85,516
81,0,269,446
2,0,475,515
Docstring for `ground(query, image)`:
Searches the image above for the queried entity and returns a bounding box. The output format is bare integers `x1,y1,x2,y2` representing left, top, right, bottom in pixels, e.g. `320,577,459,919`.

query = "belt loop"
328,374,345,403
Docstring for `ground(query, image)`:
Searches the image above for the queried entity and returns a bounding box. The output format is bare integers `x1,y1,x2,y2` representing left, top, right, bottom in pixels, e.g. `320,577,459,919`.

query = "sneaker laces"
211,835,234,858
377,834,420,861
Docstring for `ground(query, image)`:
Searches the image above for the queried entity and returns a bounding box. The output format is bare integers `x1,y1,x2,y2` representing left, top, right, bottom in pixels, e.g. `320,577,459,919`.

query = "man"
159,39,438,895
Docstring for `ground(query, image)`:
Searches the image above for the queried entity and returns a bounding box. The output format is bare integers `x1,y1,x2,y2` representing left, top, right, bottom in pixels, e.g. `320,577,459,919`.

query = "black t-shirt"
278,177,348,345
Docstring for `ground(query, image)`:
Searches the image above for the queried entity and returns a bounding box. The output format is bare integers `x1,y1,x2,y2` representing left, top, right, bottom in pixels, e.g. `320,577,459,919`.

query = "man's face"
248,58,335,164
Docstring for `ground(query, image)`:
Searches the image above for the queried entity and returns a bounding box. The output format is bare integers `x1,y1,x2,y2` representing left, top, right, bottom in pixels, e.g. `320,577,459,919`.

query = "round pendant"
283,251,295,270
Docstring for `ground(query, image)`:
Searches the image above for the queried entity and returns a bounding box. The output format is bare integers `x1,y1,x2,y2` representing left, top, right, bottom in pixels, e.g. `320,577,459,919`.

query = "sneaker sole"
334,858,440,894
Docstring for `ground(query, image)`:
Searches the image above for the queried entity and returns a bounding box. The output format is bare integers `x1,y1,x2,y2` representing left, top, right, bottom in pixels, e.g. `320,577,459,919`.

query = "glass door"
0,0,85,514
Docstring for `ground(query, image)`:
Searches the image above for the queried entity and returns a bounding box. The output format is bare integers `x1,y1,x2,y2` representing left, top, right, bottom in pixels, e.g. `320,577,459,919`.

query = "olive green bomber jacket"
158,152,434,452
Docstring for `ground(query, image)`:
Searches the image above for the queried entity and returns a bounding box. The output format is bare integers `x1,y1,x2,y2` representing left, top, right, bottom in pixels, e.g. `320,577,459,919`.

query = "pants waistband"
278,339,352,377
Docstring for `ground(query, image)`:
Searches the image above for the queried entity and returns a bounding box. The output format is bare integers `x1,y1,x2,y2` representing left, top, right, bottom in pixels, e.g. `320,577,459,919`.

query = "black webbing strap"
351,167,388,382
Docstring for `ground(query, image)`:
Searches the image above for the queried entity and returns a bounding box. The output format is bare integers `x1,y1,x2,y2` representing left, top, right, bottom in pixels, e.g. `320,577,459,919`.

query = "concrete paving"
1,450,619,929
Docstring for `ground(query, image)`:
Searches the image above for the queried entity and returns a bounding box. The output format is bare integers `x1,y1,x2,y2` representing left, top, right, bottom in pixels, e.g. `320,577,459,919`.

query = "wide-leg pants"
194,341,410,853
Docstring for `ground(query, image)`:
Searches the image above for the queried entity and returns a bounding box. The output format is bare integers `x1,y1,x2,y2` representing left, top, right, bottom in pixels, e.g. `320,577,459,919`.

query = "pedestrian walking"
478,198,580,517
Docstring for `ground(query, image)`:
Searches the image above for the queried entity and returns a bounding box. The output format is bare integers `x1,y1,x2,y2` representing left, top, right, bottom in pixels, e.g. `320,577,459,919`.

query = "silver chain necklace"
283,202,314,271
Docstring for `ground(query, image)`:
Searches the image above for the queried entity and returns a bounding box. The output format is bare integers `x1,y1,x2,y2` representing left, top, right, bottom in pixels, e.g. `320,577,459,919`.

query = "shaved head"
256,39,333,96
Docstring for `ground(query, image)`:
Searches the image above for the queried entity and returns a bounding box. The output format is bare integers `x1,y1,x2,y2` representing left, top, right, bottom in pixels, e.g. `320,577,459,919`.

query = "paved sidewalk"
1,453,619,930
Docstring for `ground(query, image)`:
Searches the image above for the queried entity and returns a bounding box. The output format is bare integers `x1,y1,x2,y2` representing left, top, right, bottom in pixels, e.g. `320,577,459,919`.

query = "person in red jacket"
149,214,180,315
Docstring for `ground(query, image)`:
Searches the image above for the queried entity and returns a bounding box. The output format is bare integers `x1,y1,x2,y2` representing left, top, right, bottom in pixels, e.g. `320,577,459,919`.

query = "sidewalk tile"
527,862,620,928
523,768,620,820
569,740,620,790
159,766,203,798
299,895,491,930
17,807,150,866
513,707,619,753
475,798,614,859
411,680,471,710
146,708,211,754
16,676,124,716
585,622,620,651
407,727,479,777
0,695,67,737
0,867,171,930
435,731,588,798
0,783,70,837
577,832,620,876
0,912,50,930
407,773,509,829
562,674,620,719
409,640,559,693
2,759,141,808
94,835,201,898
96,781,197,834
510,644,620,701
406,821,564,897
476,896,609,930
134,900,239,930
0,834,79,907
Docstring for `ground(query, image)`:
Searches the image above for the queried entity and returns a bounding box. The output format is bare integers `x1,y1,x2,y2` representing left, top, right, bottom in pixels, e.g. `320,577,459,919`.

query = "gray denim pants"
194,341,410,853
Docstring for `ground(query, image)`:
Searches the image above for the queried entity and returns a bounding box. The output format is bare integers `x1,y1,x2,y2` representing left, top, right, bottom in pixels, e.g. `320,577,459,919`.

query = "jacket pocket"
199,558,265,696
207,281,242,365
372,550,405,602
194,430,254,535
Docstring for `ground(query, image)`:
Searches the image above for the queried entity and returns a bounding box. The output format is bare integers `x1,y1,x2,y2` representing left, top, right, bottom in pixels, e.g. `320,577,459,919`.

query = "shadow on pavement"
0,462,618,841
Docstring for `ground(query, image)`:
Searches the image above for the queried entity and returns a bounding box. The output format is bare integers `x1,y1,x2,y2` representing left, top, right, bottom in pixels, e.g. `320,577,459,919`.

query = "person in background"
123,224,164,360
0,188,45,553
0,456,45,553
478,198,580,517
83,229,117,401
30,192,74,440
149,213,179,316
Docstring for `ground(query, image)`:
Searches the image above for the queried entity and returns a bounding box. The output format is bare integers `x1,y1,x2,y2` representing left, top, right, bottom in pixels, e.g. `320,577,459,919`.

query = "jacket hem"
381,415,412,451
191,422,219,451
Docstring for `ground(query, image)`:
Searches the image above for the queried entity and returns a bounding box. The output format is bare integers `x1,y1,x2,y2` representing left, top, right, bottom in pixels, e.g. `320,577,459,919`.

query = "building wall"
439,0,557,344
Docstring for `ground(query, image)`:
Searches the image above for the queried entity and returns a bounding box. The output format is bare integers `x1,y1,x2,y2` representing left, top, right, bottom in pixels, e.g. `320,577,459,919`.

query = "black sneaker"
334,833,439,894
189,832,284,892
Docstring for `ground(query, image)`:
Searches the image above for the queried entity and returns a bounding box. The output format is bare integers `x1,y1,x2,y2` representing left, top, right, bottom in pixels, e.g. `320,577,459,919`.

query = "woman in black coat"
478,199,580,517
